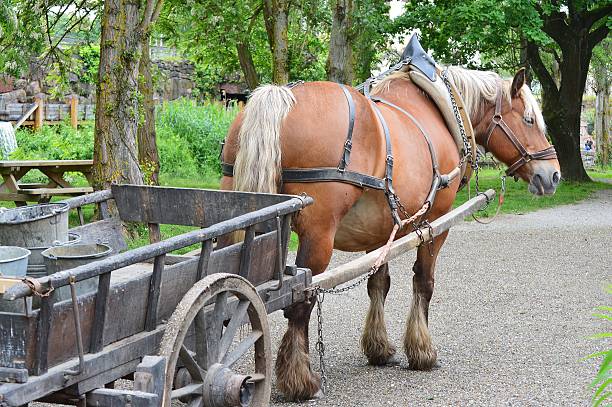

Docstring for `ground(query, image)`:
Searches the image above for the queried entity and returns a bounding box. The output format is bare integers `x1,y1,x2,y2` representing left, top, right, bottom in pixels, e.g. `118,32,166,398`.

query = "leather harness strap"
338,84,356,172
222,163,386,190
484,84,557,177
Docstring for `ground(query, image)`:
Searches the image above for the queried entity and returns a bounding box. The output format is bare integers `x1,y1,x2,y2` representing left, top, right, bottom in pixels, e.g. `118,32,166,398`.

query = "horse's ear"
510,68,526,98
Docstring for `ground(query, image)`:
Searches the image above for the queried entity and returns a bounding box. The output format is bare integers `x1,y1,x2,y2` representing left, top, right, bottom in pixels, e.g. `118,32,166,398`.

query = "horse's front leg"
404,230,449,370
361,263,397,365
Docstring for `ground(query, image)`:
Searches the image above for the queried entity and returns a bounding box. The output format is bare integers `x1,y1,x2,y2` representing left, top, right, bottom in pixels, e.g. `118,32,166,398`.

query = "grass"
455,168,611,218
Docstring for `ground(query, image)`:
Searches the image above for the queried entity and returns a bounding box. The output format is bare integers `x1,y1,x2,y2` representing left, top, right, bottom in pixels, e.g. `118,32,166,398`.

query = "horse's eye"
523,116,534,126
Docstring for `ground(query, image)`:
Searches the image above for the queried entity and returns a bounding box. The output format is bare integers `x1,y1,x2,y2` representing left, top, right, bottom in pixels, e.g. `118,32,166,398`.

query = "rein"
483,84,557,177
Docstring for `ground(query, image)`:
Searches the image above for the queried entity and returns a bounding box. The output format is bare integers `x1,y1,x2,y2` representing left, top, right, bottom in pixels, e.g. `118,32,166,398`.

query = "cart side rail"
5,195,312,299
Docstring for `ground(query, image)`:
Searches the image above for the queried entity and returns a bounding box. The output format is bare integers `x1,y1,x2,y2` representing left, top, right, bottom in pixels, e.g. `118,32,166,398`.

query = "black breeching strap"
337,84,356,172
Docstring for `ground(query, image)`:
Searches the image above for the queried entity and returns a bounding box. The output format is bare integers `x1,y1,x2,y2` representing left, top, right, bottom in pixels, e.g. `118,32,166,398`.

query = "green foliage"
584,286,612,407
155,99,239,177
352,0,393,82
11,121,94,161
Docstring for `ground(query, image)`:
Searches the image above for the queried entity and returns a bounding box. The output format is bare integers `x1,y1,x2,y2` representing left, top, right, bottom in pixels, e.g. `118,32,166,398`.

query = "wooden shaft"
312,189,496,290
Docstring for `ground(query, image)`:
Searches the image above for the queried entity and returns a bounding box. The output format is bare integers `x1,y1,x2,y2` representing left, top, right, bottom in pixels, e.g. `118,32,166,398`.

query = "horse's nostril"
552,171,560,184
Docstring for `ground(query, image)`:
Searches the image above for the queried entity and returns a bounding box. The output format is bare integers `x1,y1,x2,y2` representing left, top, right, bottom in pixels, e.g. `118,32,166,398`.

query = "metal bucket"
0,246,30,277
0,203,70,247
27,232,81,270
0,246,30,313
42,243,112,302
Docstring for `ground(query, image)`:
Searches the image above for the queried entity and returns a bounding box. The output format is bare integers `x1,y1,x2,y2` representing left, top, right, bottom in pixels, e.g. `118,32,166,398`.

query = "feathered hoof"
405,343,438,370
364,343,397,366
276,367,321,401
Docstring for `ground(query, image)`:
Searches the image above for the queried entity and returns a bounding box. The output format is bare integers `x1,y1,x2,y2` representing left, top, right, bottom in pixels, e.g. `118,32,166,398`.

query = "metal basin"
0,203,70,247
0,246,30,277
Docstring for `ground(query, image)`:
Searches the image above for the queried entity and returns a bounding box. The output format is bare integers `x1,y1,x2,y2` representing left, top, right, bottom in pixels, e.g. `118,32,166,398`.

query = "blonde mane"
371,66,546,132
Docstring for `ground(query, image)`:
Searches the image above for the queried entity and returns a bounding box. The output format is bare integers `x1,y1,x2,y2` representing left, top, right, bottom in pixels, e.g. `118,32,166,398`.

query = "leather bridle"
483,85,557,177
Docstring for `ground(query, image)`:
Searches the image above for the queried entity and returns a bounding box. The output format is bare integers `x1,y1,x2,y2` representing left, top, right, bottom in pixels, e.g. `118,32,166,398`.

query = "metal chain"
314,289,327,393
354,58,412,93
440,69,472,164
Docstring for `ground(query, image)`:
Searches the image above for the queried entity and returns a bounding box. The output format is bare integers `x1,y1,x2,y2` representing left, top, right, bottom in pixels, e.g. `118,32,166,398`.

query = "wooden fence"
0,95,94,131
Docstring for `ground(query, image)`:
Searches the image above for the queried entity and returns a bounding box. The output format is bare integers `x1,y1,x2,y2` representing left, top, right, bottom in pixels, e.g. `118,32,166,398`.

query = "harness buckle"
344,140,352,151
492,114,502,124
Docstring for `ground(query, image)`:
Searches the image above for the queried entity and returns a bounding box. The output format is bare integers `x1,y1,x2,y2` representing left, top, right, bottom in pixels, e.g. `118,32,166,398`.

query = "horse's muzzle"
528,166,561,196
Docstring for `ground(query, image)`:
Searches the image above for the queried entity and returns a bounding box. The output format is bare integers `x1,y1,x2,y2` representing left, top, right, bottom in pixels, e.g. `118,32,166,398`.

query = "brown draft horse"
220,66,561,401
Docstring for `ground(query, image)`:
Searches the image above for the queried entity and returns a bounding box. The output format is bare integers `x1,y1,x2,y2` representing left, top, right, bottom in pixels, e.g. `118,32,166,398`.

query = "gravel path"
269,189,612,406
29,189,611,407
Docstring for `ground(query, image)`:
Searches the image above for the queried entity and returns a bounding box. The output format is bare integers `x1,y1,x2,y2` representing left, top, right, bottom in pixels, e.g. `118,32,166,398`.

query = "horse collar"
483,84,557,177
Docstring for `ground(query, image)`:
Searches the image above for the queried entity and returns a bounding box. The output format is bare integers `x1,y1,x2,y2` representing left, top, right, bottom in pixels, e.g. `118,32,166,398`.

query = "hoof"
365,344,397,366
311,389,325,400
406,345,438,370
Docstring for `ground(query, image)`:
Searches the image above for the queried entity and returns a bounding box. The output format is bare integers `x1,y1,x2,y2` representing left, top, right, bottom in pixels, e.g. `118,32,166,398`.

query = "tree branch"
526,41,559,98
584,4,612,29
588,25,610,50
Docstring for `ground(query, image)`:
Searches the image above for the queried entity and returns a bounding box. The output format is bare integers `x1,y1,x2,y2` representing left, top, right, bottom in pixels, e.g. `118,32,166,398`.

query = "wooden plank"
133,356,166,402
0,160,93,168
111,184,296,228
14,102,38,130
0,313,35,371
86,388,158,407
239,225,256,278
19,187,93,195
196,239,213,280
34,95,43,131
145,255,165,331
70,95,78,129
62,189,113,209
33,290,57,375
89,272,111,353
0,327,165,406
70,218,127,254
312,189,496,290
67,359,140,396
5,195,312,300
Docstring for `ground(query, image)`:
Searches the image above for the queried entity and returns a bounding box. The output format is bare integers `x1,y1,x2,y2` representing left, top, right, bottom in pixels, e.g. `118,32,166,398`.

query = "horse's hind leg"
361,263,396,365
404,230,448,370
275,217,337,400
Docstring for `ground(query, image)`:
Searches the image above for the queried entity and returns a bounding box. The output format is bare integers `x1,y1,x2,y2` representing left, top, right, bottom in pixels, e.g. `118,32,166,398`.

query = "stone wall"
154,60,196,101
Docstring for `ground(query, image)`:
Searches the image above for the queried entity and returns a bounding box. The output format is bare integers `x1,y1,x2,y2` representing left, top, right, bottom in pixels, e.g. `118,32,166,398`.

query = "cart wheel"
159,273,271,407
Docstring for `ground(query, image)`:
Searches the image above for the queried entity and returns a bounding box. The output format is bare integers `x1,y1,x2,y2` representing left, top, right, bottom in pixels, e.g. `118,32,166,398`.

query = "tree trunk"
594,75,610,166
263,0,289,84
137,35,160,185
327,0,354,84
93,0,144,190
237,42,259,90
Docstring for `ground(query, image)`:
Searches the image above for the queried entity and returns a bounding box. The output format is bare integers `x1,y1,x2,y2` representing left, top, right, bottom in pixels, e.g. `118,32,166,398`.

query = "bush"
8,99,238,181
156,99,239,177
11,120,94,161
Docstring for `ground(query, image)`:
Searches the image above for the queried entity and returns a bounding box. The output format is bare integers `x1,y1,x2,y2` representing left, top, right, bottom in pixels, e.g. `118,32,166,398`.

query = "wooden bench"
0,160,93,205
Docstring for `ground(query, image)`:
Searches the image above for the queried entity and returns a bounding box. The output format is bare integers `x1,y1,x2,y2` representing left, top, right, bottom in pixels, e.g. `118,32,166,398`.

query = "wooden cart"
0,184,494,407
0,185,313,406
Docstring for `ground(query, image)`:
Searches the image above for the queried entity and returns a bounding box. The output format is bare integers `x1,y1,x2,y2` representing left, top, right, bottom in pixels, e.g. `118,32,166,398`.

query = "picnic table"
0,160,93,206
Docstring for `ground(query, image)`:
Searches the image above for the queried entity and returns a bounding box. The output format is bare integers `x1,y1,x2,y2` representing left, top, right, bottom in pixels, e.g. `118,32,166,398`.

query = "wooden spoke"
222,330,263,367
208,291,228,363
171,383,203,400
218,299,250,361
159,274,271,407
179,345,203,381
194,309,209,368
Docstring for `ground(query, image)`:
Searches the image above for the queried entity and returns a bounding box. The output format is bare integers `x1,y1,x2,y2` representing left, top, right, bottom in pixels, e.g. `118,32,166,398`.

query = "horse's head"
474,69,561,195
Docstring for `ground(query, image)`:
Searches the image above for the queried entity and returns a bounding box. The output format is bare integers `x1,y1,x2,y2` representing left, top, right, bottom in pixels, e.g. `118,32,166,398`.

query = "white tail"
234,85,296,193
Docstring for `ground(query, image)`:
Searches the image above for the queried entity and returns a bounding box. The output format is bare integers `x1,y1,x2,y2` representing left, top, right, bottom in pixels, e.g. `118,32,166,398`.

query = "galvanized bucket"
0,203,70,247
27,232,81,270
42,243,112,302
0,246,30,277
0,246,31,313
